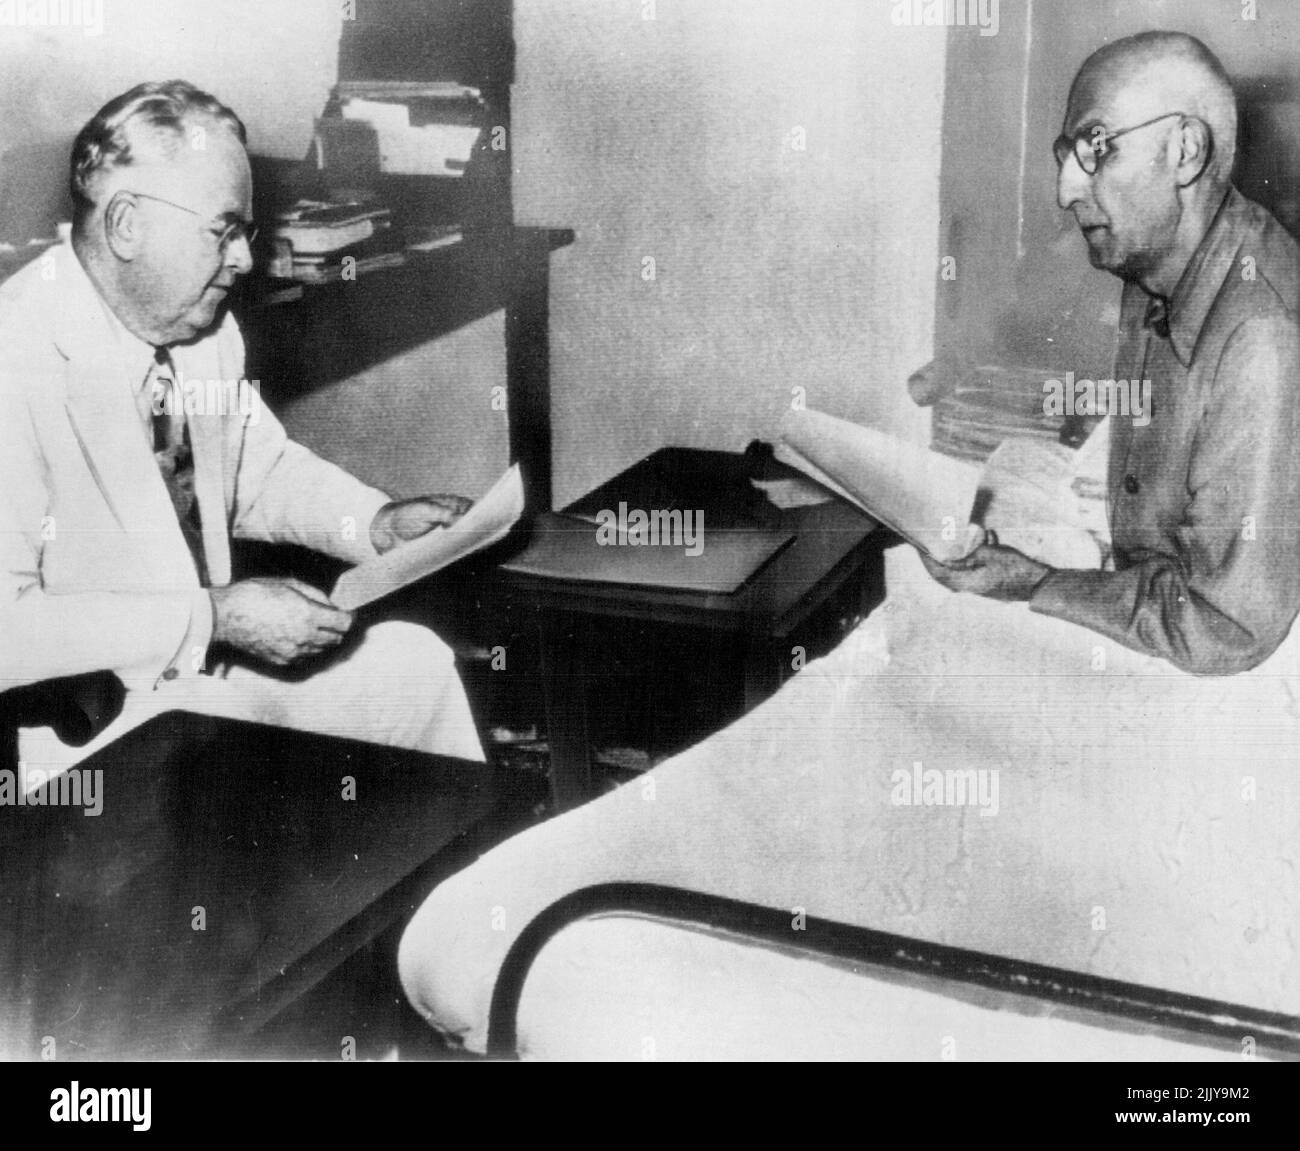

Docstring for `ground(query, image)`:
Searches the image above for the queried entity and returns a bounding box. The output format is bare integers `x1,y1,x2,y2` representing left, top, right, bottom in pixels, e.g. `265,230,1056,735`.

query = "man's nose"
1057,153,1090,212
225,233,254,275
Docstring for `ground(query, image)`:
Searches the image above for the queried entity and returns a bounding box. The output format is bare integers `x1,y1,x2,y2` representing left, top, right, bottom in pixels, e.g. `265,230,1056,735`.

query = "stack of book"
267,199,404,283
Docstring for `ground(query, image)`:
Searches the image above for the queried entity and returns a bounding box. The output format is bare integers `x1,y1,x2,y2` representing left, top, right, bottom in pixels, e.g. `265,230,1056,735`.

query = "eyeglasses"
123,190,259,251
1052,111,1188,176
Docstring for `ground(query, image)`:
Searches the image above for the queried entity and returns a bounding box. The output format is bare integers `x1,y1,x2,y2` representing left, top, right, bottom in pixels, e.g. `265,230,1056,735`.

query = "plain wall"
0,0,340,234
513,0,948,506
0,2,947,506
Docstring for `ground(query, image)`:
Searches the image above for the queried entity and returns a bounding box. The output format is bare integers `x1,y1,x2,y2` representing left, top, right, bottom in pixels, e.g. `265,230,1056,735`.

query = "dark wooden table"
0,712,506,1060
489,448,881,809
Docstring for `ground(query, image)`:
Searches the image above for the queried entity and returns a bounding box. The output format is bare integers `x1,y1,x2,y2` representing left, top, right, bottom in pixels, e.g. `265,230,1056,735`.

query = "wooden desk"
0,713,507,1059
490,448,882,809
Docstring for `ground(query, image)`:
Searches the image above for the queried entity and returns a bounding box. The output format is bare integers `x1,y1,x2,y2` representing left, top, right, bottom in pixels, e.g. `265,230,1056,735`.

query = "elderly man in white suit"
0,80,485,777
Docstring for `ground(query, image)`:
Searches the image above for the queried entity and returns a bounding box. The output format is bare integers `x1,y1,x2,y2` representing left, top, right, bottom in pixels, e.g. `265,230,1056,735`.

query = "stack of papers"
334,82,484,177
930,364,1065,461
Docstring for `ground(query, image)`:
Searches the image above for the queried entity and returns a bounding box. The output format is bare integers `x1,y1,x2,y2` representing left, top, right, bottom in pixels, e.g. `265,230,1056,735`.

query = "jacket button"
1124,474,1140,495
161,667,179,681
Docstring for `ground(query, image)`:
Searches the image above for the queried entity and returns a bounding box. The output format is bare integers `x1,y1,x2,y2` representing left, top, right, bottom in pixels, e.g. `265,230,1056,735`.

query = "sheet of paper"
331,464,524,610
341,98,481,176
776,409,983,563
976,439,1102,570
749,474,834,510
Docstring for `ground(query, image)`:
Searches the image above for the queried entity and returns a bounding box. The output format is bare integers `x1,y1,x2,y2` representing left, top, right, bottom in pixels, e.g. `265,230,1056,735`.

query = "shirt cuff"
154,588,216,687
356,487,395,561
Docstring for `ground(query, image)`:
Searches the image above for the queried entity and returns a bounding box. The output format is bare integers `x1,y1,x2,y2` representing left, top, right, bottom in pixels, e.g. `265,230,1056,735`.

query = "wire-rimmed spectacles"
122,190,259,251
1052,111,1189,176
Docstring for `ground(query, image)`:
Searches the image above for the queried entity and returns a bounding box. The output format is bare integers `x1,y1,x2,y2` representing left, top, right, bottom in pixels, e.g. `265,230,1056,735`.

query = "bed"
398,532,1300,1060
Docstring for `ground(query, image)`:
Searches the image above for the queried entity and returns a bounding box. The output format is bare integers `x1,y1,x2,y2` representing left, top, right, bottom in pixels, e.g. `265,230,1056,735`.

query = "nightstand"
489,447,883,808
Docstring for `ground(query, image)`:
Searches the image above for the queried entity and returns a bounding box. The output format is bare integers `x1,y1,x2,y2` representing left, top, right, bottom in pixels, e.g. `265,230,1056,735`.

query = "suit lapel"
51,245,200,590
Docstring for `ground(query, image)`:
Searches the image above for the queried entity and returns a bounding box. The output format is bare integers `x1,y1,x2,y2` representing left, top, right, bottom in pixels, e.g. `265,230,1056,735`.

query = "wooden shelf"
236,226,574,512
237,227,572,364
232,2,568,513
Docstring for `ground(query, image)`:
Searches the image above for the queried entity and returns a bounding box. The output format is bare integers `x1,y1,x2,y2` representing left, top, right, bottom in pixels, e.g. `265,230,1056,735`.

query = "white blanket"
400,543,1300,1054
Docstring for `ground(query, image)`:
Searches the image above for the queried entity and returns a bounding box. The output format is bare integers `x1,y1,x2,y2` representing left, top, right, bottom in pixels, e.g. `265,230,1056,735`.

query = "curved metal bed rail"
486,881,1300,1060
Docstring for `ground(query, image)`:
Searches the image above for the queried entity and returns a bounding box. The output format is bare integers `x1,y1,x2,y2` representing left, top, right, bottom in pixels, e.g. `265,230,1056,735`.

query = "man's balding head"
1069,31,1237,186
1057,32,1238,294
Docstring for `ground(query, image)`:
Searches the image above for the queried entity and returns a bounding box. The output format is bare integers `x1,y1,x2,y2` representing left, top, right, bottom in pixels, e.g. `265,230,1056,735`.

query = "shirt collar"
1151,187,1245,366
69,245,163,387
105,303,164,390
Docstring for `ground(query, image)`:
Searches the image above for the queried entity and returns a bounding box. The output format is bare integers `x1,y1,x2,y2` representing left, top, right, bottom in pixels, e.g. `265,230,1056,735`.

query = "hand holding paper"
331,464,525,610
917,540,1052,602
774,407,1105,571
775,408,984,562
370,493,475,554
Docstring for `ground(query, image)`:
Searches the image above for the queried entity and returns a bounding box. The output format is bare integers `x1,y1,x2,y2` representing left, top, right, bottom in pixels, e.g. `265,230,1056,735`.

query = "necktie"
1144,295,1171,339
147,348,209,586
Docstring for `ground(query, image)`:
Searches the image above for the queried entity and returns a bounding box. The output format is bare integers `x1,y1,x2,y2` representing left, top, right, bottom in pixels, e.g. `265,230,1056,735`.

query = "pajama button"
1124,474,1140,495
161,667,179,681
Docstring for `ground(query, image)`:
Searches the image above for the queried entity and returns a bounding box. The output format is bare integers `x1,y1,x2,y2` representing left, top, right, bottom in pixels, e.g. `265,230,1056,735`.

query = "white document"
331,464,525,610
749,474,834,510
340,98,482,176
776,408,1105,569
776,408,984,563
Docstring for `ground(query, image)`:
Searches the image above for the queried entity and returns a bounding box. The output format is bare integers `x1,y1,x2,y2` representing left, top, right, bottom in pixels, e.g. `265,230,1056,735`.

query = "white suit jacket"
0,242,391,693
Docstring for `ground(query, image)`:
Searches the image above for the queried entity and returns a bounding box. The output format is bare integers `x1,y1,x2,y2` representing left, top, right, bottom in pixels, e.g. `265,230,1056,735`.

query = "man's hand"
369,494,474,555
919,536,1052,602
209,577,355,667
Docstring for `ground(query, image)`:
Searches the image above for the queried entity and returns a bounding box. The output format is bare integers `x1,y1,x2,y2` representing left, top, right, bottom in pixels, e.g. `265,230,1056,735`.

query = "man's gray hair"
69,80,246,232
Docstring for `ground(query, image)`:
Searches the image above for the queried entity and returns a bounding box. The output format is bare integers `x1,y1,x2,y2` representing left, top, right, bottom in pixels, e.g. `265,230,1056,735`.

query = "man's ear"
1174,116,1214,187
101,191,143,261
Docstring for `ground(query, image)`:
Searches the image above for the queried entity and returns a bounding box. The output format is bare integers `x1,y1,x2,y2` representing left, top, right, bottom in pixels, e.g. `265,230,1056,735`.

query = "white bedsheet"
400,544,1300,1054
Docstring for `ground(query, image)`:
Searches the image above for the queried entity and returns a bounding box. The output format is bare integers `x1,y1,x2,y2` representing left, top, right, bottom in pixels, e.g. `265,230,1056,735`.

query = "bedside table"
490,447,883,809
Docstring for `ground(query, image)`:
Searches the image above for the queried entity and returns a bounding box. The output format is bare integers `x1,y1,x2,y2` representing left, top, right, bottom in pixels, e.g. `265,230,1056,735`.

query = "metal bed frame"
487,882,1300,1060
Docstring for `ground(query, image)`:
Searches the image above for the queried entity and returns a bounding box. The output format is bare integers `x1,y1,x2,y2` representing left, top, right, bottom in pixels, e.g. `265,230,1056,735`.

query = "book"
267,216,408,282
285,228,406,280
776,408,1104,569
331,465,525,611
405,224,464,252
286,249,407,284
272,200,392,256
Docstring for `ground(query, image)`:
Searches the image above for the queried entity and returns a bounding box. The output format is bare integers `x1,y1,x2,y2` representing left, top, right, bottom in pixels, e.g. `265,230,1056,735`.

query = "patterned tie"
147,348,209,586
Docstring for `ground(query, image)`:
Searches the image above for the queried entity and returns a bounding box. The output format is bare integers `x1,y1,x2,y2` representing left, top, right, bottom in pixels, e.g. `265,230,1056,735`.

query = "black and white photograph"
0,0,1295,1105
